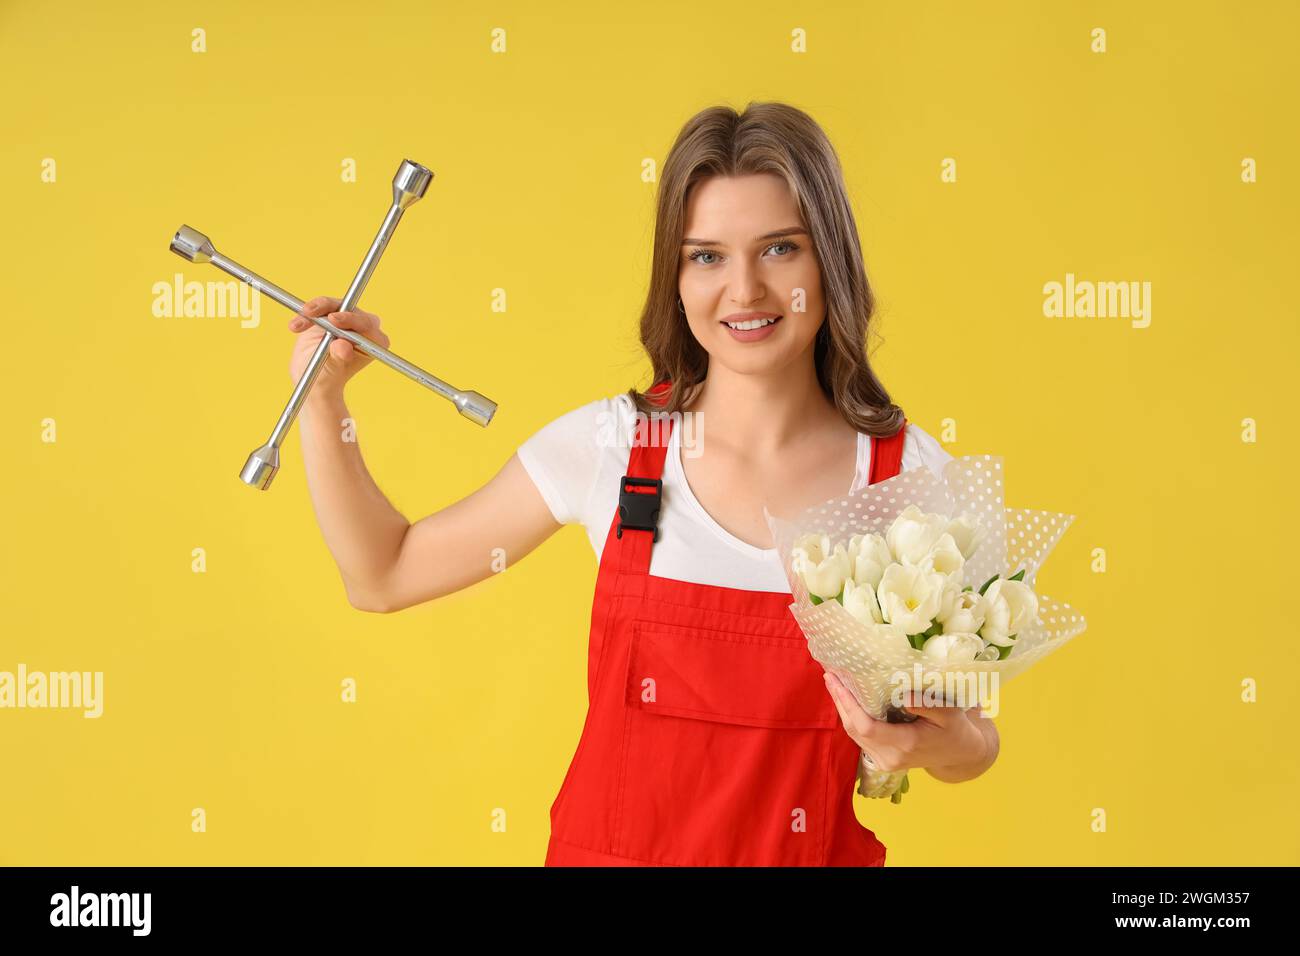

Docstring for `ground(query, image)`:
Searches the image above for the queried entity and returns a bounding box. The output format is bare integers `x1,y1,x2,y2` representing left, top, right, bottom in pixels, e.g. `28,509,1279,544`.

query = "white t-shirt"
517,393,955,593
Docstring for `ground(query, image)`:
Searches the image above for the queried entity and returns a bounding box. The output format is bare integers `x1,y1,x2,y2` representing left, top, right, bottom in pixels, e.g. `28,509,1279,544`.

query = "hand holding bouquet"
765,454,1087,803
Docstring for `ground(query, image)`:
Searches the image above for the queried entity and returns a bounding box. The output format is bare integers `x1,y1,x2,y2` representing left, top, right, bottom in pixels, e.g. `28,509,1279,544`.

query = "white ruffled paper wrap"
763,454,1088,801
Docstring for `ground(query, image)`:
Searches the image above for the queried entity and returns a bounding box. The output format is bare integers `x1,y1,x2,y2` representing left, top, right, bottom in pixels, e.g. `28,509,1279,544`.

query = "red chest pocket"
615,619,840,866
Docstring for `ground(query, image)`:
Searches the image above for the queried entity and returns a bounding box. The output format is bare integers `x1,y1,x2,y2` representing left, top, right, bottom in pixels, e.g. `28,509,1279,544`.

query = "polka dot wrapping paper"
764,455,1088,801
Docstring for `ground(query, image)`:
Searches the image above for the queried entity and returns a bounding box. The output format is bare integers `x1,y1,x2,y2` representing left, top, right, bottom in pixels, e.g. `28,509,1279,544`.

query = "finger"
826,673,881,724
827,688,850,727
328,310,379,335
330,338,353,361
824,673,876,741
826,673,867,718
302,296,342,316
903,691,971,716
903,691,970,727
903,706,964,729
824,674,858,731
844,691,916,750
906,689,978,711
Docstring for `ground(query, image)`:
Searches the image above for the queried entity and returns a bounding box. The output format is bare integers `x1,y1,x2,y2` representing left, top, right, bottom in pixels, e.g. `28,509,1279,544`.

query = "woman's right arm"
291,296,563,613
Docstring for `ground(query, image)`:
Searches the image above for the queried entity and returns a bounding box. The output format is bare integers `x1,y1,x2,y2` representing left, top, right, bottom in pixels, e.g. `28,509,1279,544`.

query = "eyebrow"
681,227,809,246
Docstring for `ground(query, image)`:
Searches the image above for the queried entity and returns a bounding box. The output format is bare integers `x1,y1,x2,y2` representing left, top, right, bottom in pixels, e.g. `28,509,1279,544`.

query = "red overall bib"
544,384,907,867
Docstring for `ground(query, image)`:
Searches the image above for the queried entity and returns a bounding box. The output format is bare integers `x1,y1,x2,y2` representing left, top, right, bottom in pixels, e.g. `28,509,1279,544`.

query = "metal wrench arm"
264,203,405,451
209,249,461,405
170,220,498,438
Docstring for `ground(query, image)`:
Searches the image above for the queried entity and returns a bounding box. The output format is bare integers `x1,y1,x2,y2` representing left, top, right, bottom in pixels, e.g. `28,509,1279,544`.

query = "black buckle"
616,475,662,541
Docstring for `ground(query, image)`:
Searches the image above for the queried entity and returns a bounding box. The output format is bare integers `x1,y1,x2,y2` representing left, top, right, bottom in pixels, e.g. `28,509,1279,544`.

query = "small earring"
677,298,686,314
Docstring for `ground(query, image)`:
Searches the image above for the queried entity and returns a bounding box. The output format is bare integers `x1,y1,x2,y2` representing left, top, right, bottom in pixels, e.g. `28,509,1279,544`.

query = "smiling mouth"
721,315,782,331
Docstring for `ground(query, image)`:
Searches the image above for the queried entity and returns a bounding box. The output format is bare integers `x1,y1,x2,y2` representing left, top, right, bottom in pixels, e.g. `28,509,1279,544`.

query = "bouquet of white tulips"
764,454,1087,803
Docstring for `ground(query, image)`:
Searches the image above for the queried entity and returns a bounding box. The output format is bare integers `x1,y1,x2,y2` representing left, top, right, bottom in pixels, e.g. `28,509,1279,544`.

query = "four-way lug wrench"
169,159,497,491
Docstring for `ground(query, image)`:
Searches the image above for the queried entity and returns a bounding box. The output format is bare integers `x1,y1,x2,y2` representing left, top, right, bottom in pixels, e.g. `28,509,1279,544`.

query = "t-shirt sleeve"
516,395,627,527
904,422,957,480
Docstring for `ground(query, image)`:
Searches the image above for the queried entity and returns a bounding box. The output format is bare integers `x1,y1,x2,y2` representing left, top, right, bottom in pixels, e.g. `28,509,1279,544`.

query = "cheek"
762,261,820,320
785,313,823,349
683,314,708,341
678,274,722,332
785,278,825,331
790,265,824,312
676,296,714,338
678,269,710,306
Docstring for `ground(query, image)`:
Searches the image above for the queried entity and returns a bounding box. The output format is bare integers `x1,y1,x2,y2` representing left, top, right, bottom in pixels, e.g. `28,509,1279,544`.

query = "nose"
727,258,767,307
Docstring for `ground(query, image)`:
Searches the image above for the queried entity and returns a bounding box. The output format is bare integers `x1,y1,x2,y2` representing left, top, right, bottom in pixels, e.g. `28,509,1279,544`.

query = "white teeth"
725,317,778,331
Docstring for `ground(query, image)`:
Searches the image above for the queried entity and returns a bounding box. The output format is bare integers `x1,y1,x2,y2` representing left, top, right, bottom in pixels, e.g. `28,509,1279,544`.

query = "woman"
285,101,999,867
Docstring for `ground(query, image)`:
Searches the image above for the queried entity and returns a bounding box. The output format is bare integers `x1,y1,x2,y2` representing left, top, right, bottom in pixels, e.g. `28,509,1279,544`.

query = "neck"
685,353,839,458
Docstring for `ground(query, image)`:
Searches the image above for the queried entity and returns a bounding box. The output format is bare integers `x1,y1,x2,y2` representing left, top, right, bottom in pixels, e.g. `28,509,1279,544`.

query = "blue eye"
685,241,800,266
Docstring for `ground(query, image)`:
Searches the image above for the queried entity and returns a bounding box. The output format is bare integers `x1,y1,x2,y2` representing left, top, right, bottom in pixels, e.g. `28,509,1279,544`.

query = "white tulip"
917,532,966,577
938,587,987,635
980,578,1039,647
885,504,950,565
847,532,893,589
842,578,883,625
931,572,962,625
876,563,946,634
921,632,984,665
792,532,832,567
974,643,1002,662
795,541,852,601
943,512,988,560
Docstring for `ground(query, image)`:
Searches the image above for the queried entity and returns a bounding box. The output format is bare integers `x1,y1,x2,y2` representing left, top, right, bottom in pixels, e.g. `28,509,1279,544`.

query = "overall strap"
868,418,909,484
610,384,674,579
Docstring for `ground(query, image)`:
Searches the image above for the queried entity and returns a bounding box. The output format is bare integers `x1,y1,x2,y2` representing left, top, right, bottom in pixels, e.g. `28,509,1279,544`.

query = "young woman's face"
678,173,824,375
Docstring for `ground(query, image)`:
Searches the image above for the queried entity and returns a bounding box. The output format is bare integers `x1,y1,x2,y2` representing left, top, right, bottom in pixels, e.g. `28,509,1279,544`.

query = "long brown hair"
625,101,904,437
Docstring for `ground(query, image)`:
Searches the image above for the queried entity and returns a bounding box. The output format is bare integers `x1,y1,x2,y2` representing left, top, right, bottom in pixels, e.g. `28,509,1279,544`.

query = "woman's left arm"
824,673,999,784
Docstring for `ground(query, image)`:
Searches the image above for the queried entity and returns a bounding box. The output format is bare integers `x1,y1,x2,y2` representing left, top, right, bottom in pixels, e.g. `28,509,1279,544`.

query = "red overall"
544,384,908,866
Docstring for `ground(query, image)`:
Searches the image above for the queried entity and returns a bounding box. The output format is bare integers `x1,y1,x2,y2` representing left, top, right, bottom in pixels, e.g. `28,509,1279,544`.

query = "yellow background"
2,0,1296,865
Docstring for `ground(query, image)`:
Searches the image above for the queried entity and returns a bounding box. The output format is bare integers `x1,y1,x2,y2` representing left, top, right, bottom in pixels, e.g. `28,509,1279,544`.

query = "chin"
710,347,799,376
